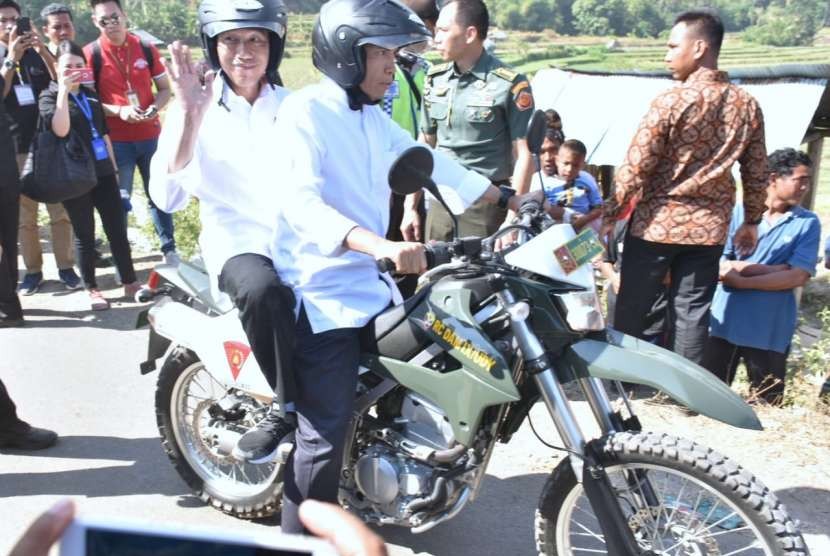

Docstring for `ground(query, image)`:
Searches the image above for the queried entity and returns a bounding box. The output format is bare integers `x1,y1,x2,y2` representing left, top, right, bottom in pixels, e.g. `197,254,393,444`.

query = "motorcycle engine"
347,392,468,526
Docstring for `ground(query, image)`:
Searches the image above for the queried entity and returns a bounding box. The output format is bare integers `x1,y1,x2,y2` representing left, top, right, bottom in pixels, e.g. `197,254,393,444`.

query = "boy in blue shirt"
533,138,603,232
705,148,821,404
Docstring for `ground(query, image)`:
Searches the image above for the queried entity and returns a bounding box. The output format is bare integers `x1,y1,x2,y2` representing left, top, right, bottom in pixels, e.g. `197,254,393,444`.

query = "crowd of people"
0,0,827,551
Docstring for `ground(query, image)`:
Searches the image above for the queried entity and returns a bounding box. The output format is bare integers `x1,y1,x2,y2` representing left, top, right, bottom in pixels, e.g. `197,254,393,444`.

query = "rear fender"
563,329,762,430
147,298,273,399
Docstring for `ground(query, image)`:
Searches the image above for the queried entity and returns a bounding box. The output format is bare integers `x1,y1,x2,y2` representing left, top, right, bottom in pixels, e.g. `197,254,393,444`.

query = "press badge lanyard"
13,64,36,106
103,39,140,108
72,92,109,161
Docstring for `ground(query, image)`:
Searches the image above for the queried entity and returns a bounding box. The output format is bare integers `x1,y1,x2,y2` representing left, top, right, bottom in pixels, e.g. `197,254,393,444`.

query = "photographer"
39,40,139,310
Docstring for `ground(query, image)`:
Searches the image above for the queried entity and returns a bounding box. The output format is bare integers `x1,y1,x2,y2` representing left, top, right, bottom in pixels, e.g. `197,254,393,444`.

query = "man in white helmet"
149,0,298,466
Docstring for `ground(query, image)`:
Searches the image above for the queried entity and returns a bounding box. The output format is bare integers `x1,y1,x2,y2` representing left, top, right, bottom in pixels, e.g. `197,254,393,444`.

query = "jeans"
280,306,361,534
62,173,137,289
112,139,176,254
614,235,722,366
218,254,297,403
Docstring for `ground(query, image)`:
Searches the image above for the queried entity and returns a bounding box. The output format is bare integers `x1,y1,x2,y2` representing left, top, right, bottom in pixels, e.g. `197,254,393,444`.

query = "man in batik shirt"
600,9,767,366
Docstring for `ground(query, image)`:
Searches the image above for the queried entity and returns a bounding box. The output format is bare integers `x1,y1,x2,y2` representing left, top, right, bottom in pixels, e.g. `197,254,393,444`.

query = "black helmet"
312,0,430,89
198,0,288,82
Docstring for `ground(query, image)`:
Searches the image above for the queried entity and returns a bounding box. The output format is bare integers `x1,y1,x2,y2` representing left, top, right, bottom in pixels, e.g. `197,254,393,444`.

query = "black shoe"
0,422,58,451
233,410,295,464
0,316,24,328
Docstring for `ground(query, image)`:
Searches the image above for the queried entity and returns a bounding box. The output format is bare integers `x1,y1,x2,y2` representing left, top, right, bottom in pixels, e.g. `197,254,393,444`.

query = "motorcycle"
136,113,808,555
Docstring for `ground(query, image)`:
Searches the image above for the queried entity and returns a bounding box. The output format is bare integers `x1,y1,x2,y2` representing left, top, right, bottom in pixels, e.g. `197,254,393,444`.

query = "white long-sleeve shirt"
148,75,290,280
272,77,490,334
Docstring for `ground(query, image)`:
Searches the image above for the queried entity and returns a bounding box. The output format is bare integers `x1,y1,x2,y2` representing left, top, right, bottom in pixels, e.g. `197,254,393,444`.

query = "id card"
91,137,109,161
126,90,140,108
14,84,36,106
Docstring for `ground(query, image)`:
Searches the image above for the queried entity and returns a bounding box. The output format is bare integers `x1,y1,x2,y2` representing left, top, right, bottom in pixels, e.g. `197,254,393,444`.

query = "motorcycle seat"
360,285,432,360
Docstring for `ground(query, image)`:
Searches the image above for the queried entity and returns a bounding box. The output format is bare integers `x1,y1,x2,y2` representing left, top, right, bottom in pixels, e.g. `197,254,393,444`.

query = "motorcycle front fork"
498,288,650,556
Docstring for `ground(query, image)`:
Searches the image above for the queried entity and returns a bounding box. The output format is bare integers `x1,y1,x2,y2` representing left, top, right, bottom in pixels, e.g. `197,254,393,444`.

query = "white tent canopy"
530,67,829,167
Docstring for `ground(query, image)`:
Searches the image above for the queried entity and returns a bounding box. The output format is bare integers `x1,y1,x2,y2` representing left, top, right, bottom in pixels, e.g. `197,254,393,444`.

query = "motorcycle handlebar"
374,241,461,274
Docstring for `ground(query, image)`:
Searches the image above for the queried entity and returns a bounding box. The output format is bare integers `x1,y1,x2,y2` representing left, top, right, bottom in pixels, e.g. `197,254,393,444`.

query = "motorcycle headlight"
558,290,605,331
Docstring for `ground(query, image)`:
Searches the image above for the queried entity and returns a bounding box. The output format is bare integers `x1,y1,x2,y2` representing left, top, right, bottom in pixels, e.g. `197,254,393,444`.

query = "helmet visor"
358,33,428,53
203,20,286,39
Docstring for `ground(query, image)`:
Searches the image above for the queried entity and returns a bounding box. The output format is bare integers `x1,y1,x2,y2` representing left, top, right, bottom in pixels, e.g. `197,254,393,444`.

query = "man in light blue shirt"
705,148,821,404
271,0,537,533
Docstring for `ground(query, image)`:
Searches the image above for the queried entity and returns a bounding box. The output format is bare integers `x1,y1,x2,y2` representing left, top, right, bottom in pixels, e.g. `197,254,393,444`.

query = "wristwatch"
497,185,516,209
2,58,15,71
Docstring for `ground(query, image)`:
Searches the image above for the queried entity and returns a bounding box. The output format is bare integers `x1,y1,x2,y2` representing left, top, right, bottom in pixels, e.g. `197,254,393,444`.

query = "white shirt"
148,75,290,281
272,78,490,334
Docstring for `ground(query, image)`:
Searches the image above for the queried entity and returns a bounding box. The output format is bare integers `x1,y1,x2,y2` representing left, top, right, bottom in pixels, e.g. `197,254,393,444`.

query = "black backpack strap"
138,38,156,76
91,39,103,85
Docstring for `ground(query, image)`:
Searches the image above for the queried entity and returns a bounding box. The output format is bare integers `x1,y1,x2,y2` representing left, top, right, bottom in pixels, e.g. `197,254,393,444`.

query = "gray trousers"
280,306,360,534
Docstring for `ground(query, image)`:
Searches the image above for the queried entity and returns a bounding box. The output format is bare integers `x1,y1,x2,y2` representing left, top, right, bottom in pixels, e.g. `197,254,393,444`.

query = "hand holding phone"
65,67,95,85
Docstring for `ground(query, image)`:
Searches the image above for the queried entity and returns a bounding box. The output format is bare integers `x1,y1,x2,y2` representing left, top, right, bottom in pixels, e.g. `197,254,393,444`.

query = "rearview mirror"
526,109,547,156
387,146,459,239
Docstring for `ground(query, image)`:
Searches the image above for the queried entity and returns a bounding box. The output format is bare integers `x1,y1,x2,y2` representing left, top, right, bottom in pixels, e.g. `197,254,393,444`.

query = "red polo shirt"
83,33,165,143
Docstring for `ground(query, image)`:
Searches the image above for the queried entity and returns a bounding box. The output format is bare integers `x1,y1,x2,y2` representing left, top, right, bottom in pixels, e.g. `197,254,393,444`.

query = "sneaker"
123,281,142,299
58,268,82,290
233,410,296,464
89,289,109,311
163,251,182,266
18,272,43,296
0,422,58,451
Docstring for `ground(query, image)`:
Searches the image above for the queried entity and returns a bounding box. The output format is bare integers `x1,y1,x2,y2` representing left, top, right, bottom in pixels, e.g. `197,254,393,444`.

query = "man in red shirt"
84,0,177,263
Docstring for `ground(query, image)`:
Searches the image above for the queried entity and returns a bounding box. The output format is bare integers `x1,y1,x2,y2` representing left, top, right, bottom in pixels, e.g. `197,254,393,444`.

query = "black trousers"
0,181,22,320
62,173,137,289
280,307,360,534
614,235,722,366
0,379,23,430
704,335,788,404
218,254,297,403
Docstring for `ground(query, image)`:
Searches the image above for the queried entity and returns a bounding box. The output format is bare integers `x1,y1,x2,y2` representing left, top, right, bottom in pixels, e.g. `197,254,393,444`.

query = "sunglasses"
97,14,121,27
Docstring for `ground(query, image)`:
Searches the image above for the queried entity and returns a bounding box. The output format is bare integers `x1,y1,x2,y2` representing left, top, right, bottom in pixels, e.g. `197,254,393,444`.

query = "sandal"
89,289,110,311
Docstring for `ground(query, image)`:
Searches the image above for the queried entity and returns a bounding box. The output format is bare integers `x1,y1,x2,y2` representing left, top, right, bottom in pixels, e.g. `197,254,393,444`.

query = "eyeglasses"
97,14,121,27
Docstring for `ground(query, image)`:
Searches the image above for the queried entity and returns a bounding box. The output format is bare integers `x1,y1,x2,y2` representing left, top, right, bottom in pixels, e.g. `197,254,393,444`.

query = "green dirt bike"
139,114,808,556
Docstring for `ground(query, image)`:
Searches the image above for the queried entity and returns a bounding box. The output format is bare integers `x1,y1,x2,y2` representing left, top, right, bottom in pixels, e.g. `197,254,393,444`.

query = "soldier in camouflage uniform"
401,0,535,242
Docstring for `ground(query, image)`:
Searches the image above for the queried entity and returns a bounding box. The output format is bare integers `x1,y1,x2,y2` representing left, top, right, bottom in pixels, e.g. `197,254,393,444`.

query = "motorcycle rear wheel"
535,431,808,556
155,347,283,518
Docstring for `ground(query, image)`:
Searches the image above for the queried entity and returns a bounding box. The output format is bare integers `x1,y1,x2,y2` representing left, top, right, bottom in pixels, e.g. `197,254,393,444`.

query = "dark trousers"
0,183,22,320
614,235,722,366
62,173,137,290
704,335,788,404
218,254,297,403
280,307,360,534
0,379,23,430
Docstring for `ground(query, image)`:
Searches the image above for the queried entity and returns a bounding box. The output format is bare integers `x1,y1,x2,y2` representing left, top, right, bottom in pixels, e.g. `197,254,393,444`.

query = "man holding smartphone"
1,0,78,295
84,0,178,265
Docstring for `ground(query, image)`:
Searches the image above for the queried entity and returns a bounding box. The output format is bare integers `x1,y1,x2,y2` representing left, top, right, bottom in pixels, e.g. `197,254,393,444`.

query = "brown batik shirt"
603,67,768,245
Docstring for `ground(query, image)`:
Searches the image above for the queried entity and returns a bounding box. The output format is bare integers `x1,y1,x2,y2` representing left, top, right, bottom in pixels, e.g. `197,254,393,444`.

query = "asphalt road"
2,258,828,555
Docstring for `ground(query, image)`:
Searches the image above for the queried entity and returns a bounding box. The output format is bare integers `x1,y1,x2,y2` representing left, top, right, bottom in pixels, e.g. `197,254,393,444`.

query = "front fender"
563,329,762,430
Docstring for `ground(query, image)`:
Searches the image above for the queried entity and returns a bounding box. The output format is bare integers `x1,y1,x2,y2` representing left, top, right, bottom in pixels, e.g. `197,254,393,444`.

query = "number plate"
553,229,605,274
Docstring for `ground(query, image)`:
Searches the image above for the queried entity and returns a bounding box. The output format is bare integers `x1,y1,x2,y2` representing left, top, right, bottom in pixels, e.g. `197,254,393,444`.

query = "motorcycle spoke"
571,520,605,544
662,477,690,532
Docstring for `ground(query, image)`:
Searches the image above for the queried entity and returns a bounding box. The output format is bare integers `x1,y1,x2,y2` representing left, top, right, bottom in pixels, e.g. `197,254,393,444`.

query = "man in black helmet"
149,0,298,465
271,0,540,533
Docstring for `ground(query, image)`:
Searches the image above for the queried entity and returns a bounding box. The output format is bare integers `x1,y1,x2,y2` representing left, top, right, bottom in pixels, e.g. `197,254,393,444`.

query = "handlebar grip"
519,198,542,214
425,244,452,269
376,258,396,273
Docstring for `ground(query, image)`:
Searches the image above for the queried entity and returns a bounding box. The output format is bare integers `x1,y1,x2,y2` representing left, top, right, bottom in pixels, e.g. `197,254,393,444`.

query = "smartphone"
16,16,30,34
65,67,95,85
59,515,338,556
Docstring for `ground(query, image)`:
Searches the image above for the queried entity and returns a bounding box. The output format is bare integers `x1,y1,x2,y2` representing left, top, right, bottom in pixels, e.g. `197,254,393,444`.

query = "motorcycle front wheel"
155,347,283,518
535,431,808,556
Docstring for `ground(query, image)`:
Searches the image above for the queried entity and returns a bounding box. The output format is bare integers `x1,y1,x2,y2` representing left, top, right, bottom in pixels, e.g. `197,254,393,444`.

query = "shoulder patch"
492,67,518,82
427,62,452,76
